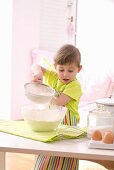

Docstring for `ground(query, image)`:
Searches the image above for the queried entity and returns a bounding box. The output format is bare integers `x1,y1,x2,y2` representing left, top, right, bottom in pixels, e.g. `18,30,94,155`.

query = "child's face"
55,63,81,84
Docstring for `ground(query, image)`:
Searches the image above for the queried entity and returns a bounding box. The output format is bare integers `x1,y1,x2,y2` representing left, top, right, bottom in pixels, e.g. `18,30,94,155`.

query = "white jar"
87,108,114,138
96,98,114,115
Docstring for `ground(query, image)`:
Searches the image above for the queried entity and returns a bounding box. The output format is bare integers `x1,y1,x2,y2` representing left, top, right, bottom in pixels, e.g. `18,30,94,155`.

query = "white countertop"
0,132,114,161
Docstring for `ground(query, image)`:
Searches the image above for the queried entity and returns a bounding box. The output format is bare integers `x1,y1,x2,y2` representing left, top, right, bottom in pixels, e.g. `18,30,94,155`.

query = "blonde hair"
54,44,81,67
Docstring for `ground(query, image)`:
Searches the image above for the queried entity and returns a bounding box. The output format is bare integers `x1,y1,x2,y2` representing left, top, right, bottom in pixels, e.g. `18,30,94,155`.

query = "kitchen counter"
0,132,114,170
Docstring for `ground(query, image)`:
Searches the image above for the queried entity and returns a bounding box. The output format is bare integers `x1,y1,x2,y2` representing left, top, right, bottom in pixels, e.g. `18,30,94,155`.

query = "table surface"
0,132,114,162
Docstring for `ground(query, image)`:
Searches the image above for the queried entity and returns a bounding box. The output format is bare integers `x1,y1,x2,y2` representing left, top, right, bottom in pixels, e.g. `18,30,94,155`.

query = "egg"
102,132,114,144
91,130,102,141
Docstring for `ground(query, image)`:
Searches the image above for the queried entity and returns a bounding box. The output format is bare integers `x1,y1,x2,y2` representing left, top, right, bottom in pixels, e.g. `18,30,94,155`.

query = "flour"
22,105,66,131
26,94,53,103
24,83,54,103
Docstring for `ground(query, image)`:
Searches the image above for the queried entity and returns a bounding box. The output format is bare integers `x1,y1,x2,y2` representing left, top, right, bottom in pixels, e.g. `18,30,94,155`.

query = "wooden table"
0,132,114,170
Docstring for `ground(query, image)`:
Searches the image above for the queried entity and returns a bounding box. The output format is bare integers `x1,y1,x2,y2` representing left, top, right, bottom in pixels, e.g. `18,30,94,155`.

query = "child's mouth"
63,79,69,82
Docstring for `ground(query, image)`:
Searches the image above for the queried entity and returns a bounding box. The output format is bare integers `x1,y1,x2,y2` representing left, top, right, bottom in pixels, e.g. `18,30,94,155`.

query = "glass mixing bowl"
21,104,66,132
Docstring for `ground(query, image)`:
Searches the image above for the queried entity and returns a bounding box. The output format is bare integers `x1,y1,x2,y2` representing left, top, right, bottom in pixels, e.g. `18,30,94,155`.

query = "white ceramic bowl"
21,104,66,132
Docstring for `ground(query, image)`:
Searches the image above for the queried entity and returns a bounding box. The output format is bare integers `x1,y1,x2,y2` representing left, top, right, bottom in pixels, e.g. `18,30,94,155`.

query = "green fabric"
0,121,86,143
44,70,82,122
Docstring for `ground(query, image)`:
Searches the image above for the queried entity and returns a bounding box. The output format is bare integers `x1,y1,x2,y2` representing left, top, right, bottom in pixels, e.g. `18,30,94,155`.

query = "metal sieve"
24,82,54,104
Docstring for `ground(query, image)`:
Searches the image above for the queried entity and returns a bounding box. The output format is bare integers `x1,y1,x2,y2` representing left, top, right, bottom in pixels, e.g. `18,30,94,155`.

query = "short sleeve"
63,81,82,101
44,70,58,88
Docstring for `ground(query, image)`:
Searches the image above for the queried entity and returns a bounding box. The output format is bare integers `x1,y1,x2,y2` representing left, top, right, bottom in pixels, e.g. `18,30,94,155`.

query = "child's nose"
63,71,67,76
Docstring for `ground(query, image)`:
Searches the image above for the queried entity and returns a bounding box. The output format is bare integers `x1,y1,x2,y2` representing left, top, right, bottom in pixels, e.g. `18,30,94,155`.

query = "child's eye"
68,70,73,72
59,70,64,72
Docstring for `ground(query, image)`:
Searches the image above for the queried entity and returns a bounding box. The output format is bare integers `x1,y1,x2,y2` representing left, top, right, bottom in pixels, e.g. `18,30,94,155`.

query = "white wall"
0,0,12,119
11,0,40,119
38,0,69,51
0,0,77,120
11,0,77,120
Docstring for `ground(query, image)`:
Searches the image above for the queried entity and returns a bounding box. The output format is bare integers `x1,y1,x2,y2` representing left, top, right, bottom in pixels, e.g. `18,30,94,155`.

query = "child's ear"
54,64,56,69
78,65,82,73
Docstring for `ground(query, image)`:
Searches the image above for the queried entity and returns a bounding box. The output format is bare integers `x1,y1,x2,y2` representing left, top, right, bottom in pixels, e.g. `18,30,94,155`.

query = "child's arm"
31,64,46,82
51,93,71,106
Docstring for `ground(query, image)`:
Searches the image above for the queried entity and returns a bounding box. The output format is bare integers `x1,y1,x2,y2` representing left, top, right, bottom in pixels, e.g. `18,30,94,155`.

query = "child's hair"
54,44,81,67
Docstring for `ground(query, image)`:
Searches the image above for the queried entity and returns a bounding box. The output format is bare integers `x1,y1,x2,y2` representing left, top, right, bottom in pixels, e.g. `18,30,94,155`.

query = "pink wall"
11,0,40,119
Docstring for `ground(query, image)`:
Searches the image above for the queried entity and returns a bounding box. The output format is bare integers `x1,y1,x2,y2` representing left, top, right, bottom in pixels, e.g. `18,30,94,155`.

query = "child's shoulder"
45,69,57,77
67,79,81,87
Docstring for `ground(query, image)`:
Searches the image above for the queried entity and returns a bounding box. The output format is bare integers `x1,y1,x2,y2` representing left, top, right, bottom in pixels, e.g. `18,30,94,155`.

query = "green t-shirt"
44,70,82,122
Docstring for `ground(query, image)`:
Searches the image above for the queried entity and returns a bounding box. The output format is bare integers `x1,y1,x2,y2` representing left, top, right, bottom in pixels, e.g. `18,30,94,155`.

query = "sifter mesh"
24,82,54,103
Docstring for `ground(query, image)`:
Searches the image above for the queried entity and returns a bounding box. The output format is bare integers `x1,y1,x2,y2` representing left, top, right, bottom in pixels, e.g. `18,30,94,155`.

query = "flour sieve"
24,82,54,104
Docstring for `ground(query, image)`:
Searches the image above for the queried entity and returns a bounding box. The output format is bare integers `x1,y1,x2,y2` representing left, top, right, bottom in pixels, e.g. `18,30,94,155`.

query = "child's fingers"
32,77,43,83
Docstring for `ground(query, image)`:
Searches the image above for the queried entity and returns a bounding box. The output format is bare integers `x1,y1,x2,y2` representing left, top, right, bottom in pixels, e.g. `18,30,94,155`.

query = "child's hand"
32,75,42,83
31,64,42,75
31,64,43,82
